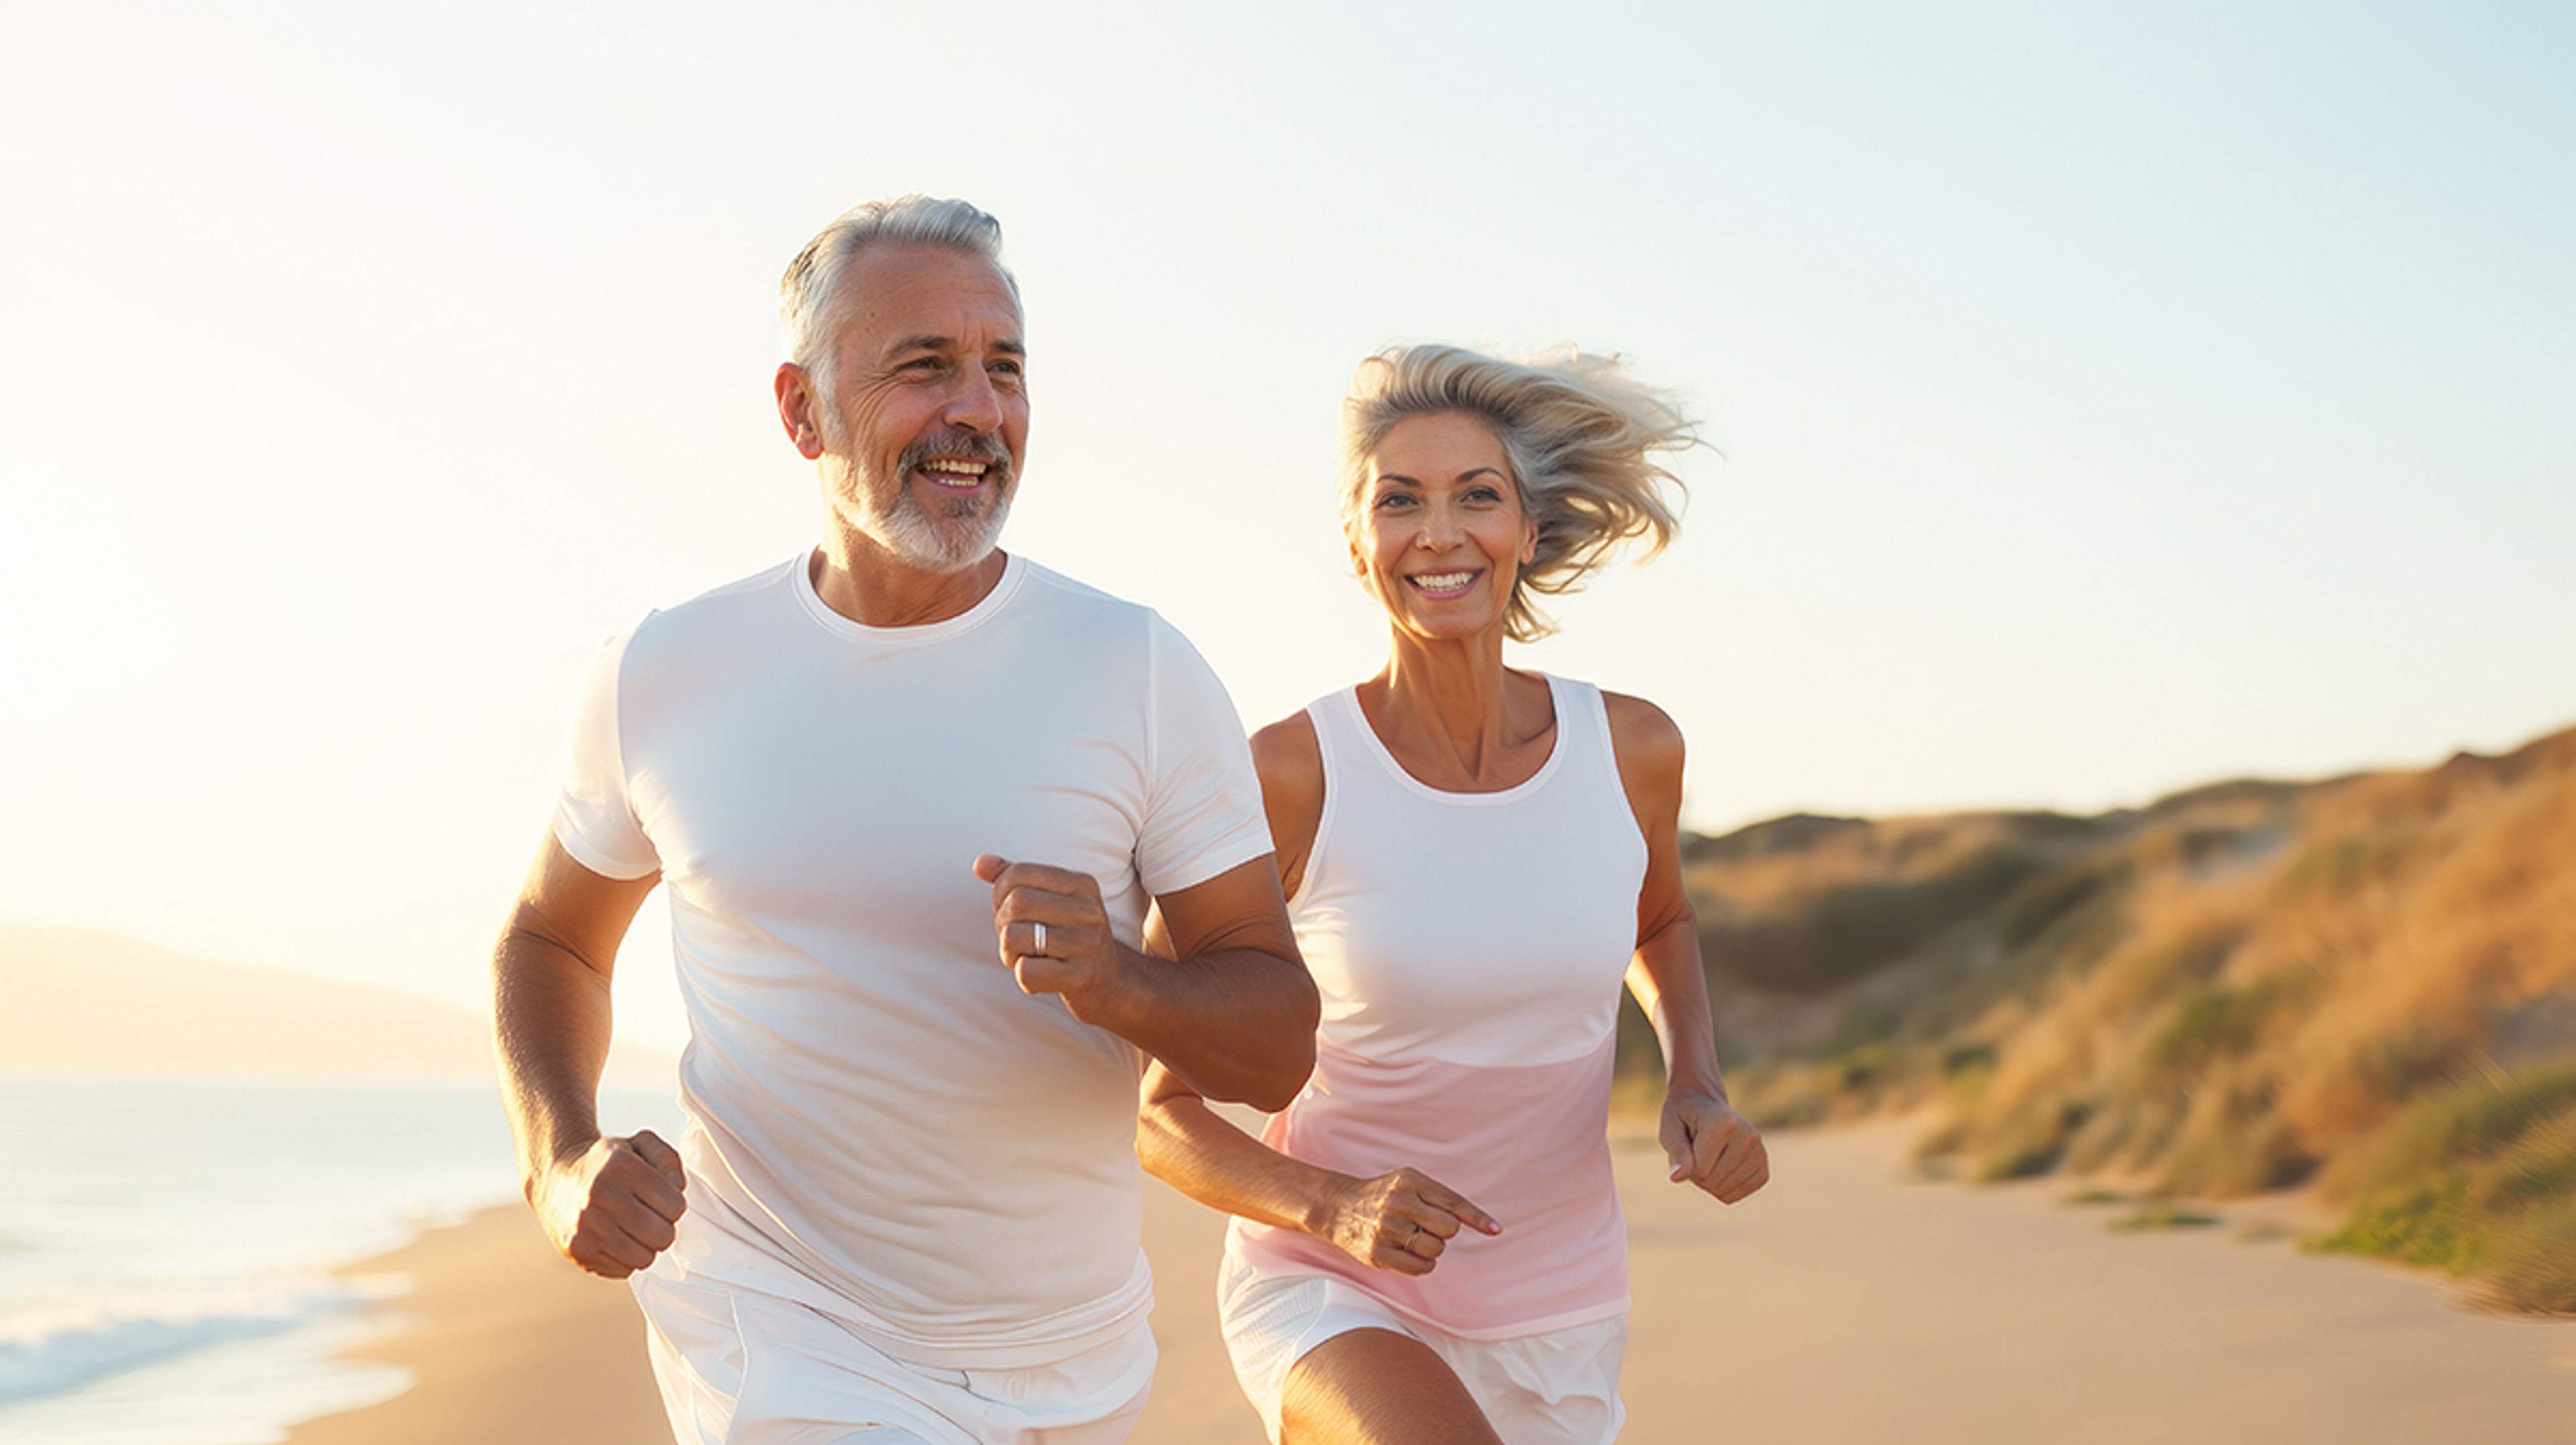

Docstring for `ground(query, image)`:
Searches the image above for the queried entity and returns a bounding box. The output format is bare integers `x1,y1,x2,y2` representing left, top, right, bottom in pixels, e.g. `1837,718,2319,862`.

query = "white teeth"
1410,571,1474,591
922,459,987,476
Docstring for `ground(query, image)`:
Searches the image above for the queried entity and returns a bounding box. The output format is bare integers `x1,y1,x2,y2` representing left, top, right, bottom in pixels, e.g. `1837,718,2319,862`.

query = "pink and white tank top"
1226,674,1648,1338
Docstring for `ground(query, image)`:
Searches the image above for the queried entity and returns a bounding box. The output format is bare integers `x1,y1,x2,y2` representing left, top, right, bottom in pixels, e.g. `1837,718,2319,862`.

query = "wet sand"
282,1208,668,1445
292,1123,2576,1443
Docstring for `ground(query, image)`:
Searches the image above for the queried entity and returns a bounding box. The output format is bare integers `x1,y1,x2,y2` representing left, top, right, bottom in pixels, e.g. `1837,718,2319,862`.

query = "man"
492,195,1318,1444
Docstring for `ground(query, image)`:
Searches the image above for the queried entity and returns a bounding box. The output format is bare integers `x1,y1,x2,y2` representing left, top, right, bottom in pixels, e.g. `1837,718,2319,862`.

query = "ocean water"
0,1074,677,1444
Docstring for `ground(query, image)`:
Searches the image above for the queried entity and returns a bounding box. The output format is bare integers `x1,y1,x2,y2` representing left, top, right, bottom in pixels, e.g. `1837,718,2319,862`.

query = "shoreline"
280,1206,668,1445
284,1124,2576,1444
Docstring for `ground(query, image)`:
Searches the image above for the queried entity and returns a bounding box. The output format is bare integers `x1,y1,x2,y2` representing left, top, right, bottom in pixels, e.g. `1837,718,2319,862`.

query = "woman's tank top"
1225,673,1649,1338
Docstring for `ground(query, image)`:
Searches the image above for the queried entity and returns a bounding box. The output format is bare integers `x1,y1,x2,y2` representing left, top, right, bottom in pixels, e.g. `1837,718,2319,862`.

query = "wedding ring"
1032,921,1048,956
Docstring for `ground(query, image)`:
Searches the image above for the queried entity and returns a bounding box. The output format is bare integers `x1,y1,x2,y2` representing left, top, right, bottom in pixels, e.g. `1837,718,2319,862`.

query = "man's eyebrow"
884,334,1026,358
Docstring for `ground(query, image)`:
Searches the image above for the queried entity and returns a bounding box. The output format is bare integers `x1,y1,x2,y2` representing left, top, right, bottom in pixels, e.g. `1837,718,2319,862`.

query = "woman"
1140,344,1770,1445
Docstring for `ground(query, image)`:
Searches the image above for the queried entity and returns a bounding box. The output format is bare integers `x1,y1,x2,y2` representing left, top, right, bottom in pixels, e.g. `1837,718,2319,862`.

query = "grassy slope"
1632,724,2576,1314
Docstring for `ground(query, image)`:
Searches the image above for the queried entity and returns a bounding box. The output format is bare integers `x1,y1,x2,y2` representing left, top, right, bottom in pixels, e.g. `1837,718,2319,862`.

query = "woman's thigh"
1281,1327,1503,1445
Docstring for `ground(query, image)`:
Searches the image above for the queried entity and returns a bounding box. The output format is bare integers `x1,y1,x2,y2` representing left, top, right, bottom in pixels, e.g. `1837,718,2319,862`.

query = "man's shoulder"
656,555,806,621
604,555,808,686
1013,556,1145,617
1009,557,1175,644
626,555,804,639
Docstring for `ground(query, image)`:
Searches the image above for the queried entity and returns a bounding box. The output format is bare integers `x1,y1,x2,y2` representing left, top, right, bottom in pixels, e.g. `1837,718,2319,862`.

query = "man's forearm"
492,926,618,1192
1097,943,1318,1112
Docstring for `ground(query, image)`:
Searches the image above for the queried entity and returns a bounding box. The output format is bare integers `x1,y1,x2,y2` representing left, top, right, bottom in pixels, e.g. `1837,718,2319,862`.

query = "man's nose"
943,365,1002,433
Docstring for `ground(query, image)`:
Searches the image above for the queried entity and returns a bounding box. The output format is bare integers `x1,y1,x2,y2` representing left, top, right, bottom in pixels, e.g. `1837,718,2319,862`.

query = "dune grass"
2112,1205,2222,1231
2306,1064,2576,1311
1648,724,2576,1315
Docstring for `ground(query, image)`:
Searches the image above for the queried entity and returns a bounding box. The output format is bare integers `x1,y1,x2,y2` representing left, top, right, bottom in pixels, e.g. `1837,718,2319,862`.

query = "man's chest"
623,662,1152,932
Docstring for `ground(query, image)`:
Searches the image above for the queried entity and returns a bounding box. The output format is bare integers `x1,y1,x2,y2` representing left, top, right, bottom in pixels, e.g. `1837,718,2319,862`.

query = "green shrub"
2310,1174,2481,1274
1994,858,2128,950
1976,1099,2092,1181
1704,845,2043,994
2334,1063,2576,1201
1822,1044,1898,1096
2311,1063,2576,1306
2163,1106,2316,1197
1942,1042,1998,1075
2114,1205,2221,1230
1825,1002,1905,1055
2142,981,2283,1081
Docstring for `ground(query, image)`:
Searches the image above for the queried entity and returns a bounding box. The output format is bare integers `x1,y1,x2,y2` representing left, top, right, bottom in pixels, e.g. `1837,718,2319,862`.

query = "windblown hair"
780,195,1015,394
1338,344,1697,642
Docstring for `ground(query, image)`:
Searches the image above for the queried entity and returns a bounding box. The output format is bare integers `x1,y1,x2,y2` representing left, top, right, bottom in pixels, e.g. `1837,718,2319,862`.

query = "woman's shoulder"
1538,674,1682,756
1592,688,1685,799
1597,688,1681,745
1249,707,1324,790
1249,708,1327,894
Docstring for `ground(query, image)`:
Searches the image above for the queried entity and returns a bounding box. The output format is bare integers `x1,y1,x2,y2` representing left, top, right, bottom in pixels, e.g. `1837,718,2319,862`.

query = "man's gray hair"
780,195,1016,394
1337,344,1697,643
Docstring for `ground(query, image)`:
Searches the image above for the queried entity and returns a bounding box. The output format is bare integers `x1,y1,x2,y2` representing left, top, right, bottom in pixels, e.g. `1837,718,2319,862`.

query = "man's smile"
920,457,992,489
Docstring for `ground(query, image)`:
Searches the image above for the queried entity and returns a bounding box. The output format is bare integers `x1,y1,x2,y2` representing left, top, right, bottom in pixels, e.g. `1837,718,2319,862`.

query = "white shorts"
1214,1252,1625,1445
632,1268,1157,1445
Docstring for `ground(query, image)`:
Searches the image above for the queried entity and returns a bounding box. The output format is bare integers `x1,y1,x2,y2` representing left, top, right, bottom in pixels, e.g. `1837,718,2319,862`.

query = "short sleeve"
548,627,662,881
1134,613,1274,898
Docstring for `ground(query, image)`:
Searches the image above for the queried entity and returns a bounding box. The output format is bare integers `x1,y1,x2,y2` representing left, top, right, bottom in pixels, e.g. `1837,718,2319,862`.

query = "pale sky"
3,3,2570,1052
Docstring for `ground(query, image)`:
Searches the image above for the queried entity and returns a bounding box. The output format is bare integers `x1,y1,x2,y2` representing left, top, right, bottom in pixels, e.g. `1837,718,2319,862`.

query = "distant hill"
1638,723,2576,1314
0,928,676,1084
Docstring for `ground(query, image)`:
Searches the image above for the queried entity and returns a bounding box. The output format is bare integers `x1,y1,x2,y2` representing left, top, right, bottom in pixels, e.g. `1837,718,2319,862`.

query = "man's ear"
776,363,826,461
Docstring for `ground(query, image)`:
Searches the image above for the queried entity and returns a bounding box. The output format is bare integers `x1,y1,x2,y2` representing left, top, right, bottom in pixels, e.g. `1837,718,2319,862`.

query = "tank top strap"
1303,686,1371,782
1294,688,1364,912
1548,674,1627,804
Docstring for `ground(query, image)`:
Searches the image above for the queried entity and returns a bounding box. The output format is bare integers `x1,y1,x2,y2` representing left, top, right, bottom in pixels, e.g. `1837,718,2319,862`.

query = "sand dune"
288,1122,2576,1444
0,927,674,1082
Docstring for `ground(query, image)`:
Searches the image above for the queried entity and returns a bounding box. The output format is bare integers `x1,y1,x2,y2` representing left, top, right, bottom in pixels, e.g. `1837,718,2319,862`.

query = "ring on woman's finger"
1032,921,1048,956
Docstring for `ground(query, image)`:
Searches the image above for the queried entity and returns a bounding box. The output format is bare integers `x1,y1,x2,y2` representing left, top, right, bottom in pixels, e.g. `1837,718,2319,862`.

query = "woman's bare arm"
1607,692,1770,1204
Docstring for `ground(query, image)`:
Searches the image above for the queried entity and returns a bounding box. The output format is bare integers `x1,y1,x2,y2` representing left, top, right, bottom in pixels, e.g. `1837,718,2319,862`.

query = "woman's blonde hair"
1338,344,1697,641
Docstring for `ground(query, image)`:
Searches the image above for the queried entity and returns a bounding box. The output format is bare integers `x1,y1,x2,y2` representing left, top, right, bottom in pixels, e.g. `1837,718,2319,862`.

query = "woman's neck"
1357,633,1556,792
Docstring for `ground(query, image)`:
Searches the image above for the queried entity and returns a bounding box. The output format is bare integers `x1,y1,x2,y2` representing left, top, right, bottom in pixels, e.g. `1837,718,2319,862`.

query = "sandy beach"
290,1123,2576,1444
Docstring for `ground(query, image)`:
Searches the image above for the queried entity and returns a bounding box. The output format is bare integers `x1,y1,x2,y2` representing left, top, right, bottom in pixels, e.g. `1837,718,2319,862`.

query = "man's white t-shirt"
551,551,1273,1367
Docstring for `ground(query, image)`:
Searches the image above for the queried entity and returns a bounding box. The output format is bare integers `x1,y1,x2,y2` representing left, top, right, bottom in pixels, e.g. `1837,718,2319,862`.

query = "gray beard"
869,481,1013,572
822,423,1018,573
